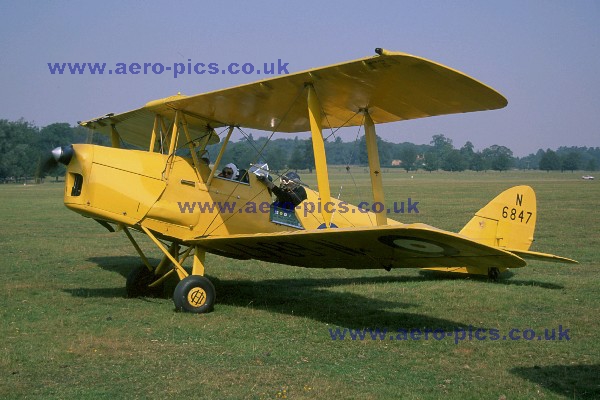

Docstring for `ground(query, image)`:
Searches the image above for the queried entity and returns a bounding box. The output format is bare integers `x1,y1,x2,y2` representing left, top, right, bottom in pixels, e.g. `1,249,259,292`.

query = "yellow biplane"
50,49,576,313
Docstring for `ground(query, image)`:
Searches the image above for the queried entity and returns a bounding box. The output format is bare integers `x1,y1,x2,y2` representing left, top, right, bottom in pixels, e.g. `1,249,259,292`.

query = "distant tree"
587,147,600,170
288,138,306,170
430,134,453,157
515,149,541,170
533,148,546,169
400,145,417,172
586,159,597,171
482,145,513,171
303,139,315,173
357,136,369,165
325,136,350,166
442,149,467,171
5,117,600,183
493,153,512,171
0,119,38,179
460,141,475,168
423,151,439,172
561,152,580,172
39,123,79,150
264,145,287,171
377,136,393,166
470,151,487,171
229,137,256,168
538,149,561,171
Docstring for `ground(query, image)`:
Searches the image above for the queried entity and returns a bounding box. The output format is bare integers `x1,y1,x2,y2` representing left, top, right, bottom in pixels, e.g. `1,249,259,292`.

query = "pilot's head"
222,167,234,178
281,171,304,189
221,163,238,179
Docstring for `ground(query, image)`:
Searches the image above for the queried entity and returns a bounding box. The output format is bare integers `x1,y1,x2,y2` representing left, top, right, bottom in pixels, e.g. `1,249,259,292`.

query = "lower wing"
189,224,526,270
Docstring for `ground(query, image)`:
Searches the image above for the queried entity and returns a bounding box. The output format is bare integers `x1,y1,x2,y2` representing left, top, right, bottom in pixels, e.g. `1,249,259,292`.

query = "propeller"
51,145,74,165
36,145,75,177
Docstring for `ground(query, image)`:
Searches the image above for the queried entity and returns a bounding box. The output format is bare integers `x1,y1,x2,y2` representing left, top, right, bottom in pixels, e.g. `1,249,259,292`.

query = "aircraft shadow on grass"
63,256,559,329
511,364,600,399
418,270,564,290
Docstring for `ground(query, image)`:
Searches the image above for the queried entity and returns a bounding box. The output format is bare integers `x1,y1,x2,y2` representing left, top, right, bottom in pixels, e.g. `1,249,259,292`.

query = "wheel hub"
187,287,207,307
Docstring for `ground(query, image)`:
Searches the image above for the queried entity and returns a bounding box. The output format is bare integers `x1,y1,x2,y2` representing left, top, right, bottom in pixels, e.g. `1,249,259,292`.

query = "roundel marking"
378,235,460,256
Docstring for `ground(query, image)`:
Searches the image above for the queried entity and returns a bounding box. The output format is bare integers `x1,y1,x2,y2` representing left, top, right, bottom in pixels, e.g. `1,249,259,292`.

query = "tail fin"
459,185,536,250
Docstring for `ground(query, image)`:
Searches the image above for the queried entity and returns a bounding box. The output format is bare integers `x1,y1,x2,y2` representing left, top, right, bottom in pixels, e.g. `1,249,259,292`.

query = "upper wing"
80,94,223,149
80,50,507,145
190,224,525,270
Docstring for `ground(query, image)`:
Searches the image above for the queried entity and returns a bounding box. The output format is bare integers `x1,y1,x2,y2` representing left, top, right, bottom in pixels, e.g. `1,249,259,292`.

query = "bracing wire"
202,85,308,236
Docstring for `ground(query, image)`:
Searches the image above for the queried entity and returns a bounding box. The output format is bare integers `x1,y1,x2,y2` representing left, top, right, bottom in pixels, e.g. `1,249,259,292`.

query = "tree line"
0,118,597,181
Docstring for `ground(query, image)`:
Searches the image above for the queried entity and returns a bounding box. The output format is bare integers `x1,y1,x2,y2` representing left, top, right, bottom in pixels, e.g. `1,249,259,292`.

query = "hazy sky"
1,1,598,156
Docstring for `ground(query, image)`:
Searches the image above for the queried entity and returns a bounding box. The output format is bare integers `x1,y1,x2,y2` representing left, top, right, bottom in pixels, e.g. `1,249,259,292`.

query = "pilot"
258,171,307,209
218,163,239,180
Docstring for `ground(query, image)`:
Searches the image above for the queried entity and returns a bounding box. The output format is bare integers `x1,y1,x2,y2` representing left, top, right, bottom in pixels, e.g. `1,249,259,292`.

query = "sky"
0,0,598,156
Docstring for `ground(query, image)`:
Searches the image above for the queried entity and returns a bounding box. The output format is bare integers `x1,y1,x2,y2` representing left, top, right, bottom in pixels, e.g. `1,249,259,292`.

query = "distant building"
392,155,424,168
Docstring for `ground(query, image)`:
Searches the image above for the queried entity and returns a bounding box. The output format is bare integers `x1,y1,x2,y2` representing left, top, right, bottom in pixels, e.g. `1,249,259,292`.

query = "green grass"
1,170,599,399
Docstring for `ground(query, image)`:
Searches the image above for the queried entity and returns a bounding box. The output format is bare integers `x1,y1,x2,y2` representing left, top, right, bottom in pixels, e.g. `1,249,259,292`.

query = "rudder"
459,185,536,251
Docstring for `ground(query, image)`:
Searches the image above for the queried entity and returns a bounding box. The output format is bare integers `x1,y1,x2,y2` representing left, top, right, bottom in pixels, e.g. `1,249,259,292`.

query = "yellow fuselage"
63,144,398,242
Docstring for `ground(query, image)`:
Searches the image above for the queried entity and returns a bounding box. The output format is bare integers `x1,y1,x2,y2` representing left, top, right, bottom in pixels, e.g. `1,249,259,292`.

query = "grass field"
1,170,598,399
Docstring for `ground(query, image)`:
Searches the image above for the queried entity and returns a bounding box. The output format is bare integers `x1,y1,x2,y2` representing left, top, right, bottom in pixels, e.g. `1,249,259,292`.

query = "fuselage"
62,144,398,242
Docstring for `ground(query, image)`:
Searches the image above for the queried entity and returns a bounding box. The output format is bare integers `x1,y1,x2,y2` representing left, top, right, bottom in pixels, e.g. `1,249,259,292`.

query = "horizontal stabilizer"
505,249,578,264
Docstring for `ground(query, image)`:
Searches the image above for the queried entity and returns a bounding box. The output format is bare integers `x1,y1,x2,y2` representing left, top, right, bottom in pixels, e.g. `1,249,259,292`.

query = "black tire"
126,265,162,298
488,267,500,282
173,275,216,313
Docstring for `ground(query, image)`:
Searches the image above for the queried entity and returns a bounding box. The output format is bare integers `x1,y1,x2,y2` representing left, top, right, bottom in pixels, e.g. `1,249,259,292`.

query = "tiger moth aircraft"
50,48,577,313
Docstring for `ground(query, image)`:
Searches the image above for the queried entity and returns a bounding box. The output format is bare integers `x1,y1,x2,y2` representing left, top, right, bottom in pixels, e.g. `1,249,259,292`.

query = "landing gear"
488,267,500,281
124,225,215,313
173,275,216,313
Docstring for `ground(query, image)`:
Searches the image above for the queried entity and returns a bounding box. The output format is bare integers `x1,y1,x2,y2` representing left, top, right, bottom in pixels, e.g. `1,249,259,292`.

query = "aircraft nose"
51,145,74,165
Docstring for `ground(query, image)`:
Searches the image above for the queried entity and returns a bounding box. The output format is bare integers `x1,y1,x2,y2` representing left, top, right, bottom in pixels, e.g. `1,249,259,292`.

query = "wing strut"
110,124,121,148
149,115,159,152
207,126,234,186
363,111,387,225
168,110,180,156
180,114,204,181
140,225,189,280
307,84,332,227
161,110,182,181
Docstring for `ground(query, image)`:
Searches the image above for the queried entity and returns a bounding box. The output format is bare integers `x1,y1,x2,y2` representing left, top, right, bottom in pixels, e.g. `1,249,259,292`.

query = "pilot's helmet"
281,171,306,188
223,163,239,179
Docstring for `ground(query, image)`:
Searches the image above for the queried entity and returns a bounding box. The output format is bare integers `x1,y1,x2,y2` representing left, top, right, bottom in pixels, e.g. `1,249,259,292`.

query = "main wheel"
126,265,162,298
488,267,500,281
173,275,216,313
